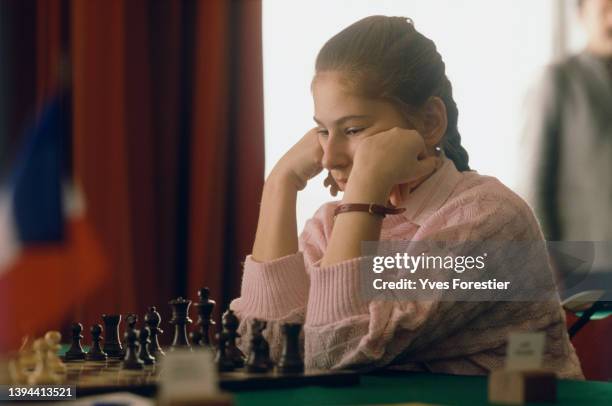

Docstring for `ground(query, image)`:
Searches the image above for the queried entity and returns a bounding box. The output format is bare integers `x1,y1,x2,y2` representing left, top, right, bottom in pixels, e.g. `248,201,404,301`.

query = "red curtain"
189,0,264,313
71,0,264,330
1,0,264,348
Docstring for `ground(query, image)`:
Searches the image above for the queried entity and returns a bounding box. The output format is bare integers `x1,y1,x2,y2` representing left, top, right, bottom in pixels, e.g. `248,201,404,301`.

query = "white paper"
158,348,218,401
505,332,545,371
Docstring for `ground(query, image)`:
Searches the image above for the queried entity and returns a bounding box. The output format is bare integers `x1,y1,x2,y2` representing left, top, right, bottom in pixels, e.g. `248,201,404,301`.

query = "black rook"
169,297,192,350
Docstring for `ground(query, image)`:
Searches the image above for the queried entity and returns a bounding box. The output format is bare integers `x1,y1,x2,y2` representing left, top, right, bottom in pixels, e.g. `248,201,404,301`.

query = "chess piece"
86,324,108,361
64,323,86,362
138,327,156,365
169,297,192,350
28,338,61,384
17,337,37,370
8,358,28,384
102,314,124,359
190,331,203,346
195,287,216,347
122,329,144,370
44,331,67,373
123,313,139,353
246,319,273,373
215,332,235,372
222,309,245,368
276,323,304,373
126,313,138,332
145,306,165,359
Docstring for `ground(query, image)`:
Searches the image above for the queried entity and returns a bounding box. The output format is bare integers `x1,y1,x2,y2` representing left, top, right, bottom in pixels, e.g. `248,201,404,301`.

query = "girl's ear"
420,97,448,147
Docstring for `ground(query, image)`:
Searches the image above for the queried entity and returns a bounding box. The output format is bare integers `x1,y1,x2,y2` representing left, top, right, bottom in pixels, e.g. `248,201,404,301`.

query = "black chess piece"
138,327,156,365
65,322,87,361
126,313,138,332
190,331,203,346
169,297,192,350
86,324,108,361
195,287,216,347
144,306,165,359
123,313,138,352
276,323,304,373
222,309,245,368
215,331,235,372
102,314,123,359
246,319,273,373
122,328,144,370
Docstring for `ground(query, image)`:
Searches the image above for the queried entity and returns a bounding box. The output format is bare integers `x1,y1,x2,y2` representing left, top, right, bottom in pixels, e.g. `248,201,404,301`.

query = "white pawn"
28,338,61,385
45,331,67,375
8,358,28,384
17,336,37,371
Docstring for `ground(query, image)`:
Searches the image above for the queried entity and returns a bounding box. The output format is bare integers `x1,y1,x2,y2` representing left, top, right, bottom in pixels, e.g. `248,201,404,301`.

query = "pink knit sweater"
230,158,584,378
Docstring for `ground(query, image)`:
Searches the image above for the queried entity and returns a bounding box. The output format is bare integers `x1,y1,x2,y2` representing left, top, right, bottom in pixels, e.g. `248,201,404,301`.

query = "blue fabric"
9,94,66,242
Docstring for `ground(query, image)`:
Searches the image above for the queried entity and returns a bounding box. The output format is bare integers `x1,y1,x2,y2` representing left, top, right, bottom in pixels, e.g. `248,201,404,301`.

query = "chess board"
63,358,360,397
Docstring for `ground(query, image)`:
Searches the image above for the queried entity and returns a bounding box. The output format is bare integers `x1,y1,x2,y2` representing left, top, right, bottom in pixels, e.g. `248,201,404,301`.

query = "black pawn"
64,323,86,361
169,297,192,350
222,309,245,368
215,332,235,372
276,323,304,373
195,287,216,347
86,324,108,361
246,319,273,373
122,329,143,370
138,327,155,365
126,313,138,332
102,314,123,359
144,306,165,359
190,331,203,347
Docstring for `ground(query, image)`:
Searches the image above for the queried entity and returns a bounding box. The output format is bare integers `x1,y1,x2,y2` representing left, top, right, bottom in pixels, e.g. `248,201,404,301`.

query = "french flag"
0,94,107,352
0,94,65,273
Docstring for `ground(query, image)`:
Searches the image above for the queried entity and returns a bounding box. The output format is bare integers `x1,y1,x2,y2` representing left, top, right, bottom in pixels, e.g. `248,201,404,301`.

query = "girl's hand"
271,128,324,191
351,127,439,200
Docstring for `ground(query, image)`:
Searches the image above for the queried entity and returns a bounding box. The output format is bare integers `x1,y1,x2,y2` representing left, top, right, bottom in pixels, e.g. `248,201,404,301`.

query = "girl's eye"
317,129,329,137
346,127,364,136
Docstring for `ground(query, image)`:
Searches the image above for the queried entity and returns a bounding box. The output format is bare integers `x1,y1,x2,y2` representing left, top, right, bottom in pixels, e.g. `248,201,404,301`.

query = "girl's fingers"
389,184,402,207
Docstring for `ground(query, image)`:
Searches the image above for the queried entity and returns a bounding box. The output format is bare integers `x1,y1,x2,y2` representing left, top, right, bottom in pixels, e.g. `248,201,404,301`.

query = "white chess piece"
28,338,61,385
8,358,29,384
17,336,37,371
45,331,67,375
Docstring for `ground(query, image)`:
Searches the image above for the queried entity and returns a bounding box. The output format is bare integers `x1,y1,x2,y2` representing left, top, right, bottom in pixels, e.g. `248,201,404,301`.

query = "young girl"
230,15,583,378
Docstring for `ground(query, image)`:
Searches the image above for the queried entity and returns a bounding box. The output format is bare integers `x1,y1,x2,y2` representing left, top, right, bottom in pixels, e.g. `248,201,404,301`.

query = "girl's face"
312,71,412,191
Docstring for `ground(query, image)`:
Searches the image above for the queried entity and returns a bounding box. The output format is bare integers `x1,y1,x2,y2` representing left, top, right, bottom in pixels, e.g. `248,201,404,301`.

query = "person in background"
521,0,612,247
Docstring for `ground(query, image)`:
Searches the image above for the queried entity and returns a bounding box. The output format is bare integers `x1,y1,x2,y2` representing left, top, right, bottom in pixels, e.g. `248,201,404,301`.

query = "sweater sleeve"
303,186,555,371
229,203,332,361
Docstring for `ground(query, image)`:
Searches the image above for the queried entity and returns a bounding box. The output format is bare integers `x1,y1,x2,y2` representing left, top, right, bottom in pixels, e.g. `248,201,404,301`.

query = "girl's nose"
321,134,350,170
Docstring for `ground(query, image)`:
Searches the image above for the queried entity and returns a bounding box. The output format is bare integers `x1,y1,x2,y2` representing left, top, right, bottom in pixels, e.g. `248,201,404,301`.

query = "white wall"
263,0,564,231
